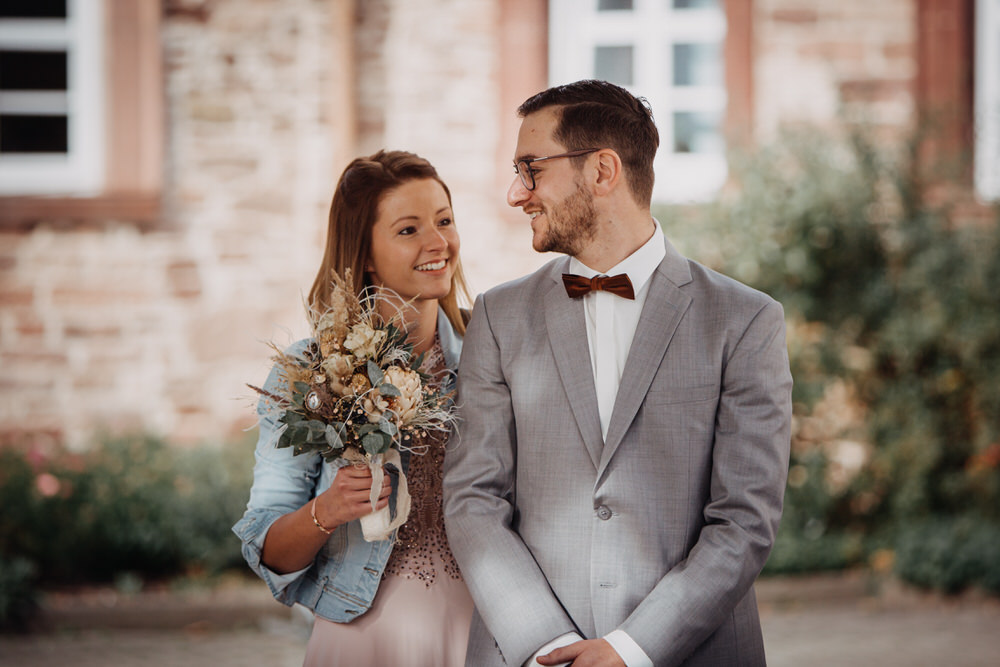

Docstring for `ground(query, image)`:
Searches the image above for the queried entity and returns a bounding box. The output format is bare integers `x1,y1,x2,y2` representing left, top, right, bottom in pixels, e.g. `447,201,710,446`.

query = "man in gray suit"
443,80,792,667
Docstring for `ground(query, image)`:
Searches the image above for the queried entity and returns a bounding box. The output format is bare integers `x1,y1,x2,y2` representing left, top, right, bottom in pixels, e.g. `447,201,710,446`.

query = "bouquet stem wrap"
345,449,411,542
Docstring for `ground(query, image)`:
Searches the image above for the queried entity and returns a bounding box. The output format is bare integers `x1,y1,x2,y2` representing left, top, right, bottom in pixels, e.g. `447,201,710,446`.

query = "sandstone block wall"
0,0,937,450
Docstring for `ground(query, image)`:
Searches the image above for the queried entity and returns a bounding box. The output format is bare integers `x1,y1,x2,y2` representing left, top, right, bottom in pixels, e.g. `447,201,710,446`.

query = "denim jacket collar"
437,308,463,371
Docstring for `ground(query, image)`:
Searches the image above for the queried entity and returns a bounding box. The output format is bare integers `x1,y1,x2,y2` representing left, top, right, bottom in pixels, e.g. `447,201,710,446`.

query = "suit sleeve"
620,298,793,665
443,293,578,667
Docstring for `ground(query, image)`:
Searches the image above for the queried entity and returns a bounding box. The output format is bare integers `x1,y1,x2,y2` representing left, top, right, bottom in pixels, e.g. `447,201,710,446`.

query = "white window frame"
549,0,727,202
0,0,104,195
975,0,1000,202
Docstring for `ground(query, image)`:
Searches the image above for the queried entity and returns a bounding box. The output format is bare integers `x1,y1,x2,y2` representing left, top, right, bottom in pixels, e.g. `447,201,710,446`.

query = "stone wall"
0,0,530,449
0,0,942,450
353,0,546,295
2,0,346,448
753,0,917,137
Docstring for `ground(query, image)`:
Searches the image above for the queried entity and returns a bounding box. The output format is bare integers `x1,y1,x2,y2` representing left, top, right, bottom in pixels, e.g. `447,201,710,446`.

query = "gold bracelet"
310,497,334,535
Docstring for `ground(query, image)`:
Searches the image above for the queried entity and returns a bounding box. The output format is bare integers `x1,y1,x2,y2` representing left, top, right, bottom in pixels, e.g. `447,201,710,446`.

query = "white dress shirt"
526,223,663,667
571,223,665,440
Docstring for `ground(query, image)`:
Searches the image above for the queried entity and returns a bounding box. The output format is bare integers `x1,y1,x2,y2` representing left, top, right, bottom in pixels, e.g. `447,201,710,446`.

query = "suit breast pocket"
645,383,719,406
640,383,720,458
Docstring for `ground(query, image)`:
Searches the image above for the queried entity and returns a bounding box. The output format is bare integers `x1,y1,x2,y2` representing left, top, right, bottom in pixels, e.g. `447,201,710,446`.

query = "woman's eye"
398,226,417,236
438,218,453,227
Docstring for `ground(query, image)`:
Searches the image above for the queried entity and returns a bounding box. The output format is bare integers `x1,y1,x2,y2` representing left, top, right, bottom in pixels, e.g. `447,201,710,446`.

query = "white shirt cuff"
524,632,582,667
604,629,653,667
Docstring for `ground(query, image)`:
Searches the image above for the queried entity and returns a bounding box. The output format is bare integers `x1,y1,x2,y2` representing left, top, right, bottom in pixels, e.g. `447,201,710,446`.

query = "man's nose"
507,176,530,208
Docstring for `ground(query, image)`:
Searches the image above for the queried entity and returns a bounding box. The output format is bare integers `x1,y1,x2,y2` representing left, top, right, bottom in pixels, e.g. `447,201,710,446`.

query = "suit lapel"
599,241,693,474
544,265,604,470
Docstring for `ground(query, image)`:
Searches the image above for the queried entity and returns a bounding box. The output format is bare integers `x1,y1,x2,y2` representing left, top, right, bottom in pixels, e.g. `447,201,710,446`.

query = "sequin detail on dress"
383,337,463,587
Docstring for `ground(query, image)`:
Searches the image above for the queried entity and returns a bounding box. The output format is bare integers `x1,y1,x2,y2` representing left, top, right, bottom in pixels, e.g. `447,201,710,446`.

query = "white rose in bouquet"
320,352,355,395
344,322,387,360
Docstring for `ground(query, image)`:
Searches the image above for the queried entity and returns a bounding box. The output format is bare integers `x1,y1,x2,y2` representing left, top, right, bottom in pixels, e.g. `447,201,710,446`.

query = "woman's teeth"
416,260,446,271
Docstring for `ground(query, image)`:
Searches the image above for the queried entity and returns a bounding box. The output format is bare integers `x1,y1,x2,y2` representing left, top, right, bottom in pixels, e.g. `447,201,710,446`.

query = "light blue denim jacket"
232,309,463,622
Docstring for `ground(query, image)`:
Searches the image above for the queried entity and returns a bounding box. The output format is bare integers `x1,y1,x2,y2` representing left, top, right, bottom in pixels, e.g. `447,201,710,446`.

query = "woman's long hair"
308,150,470,334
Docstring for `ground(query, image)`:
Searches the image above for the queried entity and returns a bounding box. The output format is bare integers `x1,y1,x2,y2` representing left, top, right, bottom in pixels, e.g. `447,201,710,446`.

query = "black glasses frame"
514,148,600,191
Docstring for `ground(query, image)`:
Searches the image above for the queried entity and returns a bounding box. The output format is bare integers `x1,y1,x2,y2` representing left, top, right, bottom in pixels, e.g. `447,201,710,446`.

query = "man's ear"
592,149,623,197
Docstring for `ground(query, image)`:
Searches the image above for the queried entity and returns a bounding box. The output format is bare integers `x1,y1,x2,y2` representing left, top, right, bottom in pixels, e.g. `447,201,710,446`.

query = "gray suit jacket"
442,238,792,667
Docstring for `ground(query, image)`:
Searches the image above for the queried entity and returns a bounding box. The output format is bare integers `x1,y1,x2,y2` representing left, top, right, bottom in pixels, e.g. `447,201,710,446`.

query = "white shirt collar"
567,220,665,293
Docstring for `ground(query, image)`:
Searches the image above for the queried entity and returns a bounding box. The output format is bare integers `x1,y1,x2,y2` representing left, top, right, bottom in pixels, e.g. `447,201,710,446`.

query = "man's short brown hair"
518,79,659,206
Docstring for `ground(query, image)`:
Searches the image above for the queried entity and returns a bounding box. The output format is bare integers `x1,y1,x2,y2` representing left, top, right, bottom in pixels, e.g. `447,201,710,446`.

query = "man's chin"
532,231,564,254
533,236,575,256
531,233,549,254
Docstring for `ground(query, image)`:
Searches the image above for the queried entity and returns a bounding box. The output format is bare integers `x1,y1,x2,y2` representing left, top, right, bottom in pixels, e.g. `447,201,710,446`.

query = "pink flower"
36,473,61,498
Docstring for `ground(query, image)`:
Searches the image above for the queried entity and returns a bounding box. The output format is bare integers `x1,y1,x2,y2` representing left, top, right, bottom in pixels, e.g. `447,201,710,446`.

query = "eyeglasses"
513,148,600,191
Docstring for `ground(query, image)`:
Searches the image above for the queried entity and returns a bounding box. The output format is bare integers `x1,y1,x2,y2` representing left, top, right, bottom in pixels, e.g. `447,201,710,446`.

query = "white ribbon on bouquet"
344,448,410,542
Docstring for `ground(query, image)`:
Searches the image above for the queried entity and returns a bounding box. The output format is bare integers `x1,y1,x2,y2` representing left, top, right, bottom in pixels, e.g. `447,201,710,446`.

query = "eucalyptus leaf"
378,382,401,397
305,420,327,439
276,430,292,449
378,419,398,436
410,351,426,371
362,431,387,456
288,425,308,450
293,381,311,394
367,360,384,387
324,424,344,449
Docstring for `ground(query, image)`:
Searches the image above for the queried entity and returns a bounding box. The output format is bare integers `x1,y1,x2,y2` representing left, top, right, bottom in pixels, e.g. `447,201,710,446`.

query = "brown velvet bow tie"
562,273,635,300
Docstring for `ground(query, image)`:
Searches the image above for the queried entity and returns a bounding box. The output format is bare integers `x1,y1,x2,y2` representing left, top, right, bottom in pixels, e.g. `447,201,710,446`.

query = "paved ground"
1,573,998,666
758,574,1000,666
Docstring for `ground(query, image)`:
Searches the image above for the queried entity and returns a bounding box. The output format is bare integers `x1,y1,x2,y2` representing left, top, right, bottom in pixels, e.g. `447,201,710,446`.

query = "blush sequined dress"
303,339,473,666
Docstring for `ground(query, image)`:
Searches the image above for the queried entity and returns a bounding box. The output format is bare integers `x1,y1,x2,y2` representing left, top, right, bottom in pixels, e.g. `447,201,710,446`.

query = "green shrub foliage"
0,435,253,591
657,128,1000,590
893,515,1000,594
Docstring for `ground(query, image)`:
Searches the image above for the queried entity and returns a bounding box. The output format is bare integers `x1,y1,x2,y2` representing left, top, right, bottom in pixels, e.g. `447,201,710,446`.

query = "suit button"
596,505,612,520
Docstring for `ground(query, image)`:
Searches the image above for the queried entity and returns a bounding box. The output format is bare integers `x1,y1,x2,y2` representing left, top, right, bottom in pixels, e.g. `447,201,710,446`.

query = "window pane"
599,0,634,10
673,43,722,87
0,114,68,152
672,0,719,9
0,0,66,18
0,50,68,90
594,45,634,86
673,111,723,154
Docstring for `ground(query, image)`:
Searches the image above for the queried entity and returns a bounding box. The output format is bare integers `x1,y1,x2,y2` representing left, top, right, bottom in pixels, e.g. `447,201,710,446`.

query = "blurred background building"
0,0,995,450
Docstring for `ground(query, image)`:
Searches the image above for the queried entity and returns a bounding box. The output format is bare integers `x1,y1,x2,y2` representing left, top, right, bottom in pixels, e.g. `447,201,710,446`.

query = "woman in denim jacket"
233,150,473,665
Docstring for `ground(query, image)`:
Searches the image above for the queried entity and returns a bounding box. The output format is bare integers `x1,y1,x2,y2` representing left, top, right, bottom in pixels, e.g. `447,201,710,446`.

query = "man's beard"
533,181,598,256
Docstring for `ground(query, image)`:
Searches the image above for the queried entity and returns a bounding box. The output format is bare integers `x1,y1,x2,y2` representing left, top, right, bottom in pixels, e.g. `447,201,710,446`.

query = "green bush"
656,127,1000,590
763,531,862,575
762,449,862,574
893,515,1000,594
0,435,254,593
